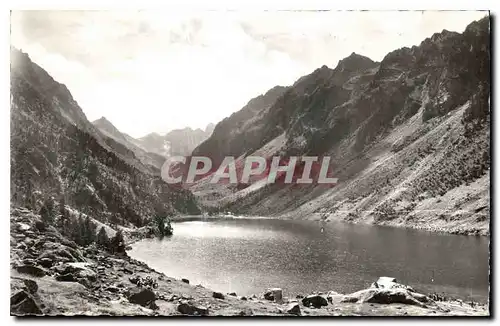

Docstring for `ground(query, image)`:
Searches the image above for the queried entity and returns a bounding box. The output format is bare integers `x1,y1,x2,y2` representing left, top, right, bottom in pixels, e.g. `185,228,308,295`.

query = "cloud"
10,10,487,137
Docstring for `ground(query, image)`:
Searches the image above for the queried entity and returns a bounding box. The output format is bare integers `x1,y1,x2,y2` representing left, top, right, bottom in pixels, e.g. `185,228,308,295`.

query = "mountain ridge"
190,16,490,235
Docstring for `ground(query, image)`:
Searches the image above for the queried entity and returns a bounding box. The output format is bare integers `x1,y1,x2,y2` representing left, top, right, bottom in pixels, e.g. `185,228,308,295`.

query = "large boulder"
55,273,77,282
302,294,328,308
11,277,38,294
10,290,42,316
286,302,301,316
177,301,209,316
341,288,430,307
263,288,283,302
127,288,156,307
212,292,225,300
15,265,47,277
371,276,415,292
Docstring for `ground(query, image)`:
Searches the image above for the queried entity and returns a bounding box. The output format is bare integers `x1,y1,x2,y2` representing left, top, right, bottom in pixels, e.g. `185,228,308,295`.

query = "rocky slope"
92,117,166,169
191,17,490,235
10,208,488,316
10,47,201,228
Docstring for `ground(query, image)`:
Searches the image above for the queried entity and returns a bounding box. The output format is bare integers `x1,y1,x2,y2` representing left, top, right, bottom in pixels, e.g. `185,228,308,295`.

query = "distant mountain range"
92,117,215,160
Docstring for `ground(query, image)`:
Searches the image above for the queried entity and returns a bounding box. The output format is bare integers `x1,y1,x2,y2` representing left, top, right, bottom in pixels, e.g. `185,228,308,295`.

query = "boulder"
10,290,42,316
127,288,156,307
263,288,283,302
212,292,225,300
15,265,47,277
106,286,120,293
302,294,328,308
228,292,237,296
37,257,54,268
11,277,38,294
181,278,190,284
343,288,430,307
77,269,97,282
16,223,31,232
326,291,343,303
371,276,415,292
238,308,253,316
55,273,77,282
177,301,209,316
286,303,301,316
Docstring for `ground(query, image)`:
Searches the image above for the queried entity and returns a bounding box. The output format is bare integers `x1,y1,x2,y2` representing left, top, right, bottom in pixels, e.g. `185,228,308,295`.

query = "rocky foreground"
11,207,489,317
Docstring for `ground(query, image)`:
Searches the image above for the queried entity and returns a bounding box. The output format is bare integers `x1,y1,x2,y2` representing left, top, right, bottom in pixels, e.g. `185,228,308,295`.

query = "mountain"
191,17,490,235
10,47,201,227
164,126,214,156
137,123,215,157
92,117,166,169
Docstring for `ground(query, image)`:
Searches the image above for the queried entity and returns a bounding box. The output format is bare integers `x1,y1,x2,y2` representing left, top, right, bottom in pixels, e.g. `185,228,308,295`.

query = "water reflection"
129,218,489,302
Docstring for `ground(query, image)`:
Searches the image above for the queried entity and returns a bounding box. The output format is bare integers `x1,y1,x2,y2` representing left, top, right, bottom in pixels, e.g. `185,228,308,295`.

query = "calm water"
129,218,489,302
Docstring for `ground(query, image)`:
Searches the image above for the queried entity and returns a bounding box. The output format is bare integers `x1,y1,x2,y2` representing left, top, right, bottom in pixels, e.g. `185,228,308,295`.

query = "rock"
15,265,47,277
302,294,328,308
17,222,31,232
240,296,248,301
127,288,156,307
177,301,209,316
55,273,77,282
371,276,415,292
11,277,38,294
22,258,35,266
129,275,141,284
122,266,133,274
77,269,97,282
327,291,343,303
37,257,54,268
344,288,429,307
228,292,237,296
106,286,120,293
263,288,283,302
11,290,42,315
286,302,301,316
238,308,253,316
212,292,225,300
181,278,190,284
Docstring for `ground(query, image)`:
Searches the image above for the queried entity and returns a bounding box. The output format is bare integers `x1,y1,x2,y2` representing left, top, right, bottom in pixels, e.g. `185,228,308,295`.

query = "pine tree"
39,197,55,225
83,215,96,246
110,229,125,254
96,227,110,250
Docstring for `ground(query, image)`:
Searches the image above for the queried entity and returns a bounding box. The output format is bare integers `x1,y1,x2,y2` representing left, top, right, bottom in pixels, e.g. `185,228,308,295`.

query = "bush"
153,215,173,238
96,226,110,250
110,229,126,254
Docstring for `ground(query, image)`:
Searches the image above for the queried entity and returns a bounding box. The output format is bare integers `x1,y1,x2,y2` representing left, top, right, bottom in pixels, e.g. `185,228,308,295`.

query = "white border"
1,1,497,325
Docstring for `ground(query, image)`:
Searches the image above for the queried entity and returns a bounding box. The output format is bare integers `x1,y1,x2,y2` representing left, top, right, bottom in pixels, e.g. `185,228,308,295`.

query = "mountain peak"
337,52,376,71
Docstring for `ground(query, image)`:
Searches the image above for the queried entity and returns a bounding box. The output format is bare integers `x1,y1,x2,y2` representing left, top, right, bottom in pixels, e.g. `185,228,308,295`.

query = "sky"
10,10,487,138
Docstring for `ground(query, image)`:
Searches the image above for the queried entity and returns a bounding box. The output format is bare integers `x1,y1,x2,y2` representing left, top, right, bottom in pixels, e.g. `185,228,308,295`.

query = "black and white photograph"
8,8,491,317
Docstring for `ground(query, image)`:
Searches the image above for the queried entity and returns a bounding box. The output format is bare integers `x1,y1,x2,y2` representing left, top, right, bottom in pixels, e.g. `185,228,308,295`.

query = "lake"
128,218,489,303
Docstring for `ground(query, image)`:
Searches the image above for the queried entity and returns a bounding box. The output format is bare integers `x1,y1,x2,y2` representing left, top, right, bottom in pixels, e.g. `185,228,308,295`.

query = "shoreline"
10,207,489,316
170,213,489,237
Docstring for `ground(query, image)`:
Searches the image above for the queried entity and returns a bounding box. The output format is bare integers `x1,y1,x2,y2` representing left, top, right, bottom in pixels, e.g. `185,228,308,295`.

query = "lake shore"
11,207,489,317
171,212,489,237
